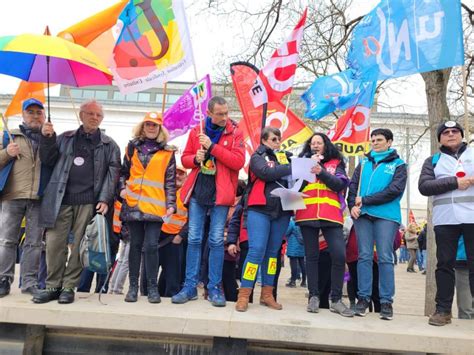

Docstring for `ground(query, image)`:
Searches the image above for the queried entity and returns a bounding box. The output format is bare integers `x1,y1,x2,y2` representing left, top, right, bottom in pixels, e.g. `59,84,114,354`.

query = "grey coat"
39,128,121,228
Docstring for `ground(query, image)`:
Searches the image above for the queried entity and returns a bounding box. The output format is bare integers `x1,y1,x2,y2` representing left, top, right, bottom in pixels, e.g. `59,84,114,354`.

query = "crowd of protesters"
0,97,472,327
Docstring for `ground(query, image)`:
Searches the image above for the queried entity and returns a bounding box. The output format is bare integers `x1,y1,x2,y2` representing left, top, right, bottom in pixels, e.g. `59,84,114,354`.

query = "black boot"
125,278,139,302
147,279,161,304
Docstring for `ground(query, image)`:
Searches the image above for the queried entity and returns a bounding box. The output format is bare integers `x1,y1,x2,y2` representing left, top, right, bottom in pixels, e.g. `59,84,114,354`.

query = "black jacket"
248,145,292,218
39,128,121,228
348,149,407,210
418,143,466,197
119,139,176,222
417,226,427,250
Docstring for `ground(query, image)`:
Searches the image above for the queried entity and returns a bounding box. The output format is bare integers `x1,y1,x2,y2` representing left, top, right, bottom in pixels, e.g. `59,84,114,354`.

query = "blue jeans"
416,249,423,270
354,216,398,304
184,198,229,289
422,250,427,270
240,211,290,288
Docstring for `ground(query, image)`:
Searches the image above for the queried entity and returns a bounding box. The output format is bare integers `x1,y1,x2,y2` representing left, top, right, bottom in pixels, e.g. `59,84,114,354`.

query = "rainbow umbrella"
0,33,113,121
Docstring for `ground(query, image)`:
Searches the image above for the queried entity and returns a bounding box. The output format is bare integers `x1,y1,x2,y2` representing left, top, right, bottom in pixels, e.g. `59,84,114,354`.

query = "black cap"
437,121,464,142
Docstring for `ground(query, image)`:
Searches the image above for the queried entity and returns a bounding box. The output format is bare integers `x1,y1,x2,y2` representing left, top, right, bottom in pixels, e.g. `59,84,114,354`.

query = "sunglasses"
441,129,461,136
270,137,281,143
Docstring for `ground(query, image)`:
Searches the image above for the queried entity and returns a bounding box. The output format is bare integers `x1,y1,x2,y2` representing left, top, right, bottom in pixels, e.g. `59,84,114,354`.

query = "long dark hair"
299,133,345,168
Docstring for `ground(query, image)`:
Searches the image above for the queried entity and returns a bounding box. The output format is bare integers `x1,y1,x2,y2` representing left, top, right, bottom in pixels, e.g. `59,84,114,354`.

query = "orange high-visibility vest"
162,189,187,235
112,200,122,233
125,148,173,217
295,159,344,225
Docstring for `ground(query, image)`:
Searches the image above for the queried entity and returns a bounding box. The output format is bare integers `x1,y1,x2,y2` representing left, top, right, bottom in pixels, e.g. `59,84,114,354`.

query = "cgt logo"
327,106,370,141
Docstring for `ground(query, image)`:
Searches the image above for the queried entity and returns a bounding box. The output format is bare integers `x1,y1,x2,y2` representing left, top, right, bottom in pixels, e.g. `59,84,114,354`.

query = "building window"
167,94,180,104
138,93,151,102
94,90,108,100
70,89,82,99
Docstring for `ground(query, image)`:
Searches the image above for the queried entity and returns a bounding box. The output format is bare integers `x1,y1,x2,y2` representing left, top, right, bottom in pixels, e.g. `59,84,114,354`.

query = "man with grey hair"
172,96,245,307
33,99,121,304
0,98,49,297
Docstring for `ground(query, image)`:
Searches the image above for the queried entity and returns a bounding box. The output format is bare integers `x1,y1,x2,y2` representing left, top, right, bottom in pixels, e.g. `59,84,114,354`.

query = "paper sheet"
291,157,317,183
270,179,307,211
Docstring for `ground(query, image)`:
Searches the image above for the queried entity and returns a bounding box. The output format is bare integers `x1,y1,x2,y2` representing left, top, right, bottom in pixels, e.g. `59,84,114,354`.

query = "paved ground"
269,258,446,318
10,257,455,319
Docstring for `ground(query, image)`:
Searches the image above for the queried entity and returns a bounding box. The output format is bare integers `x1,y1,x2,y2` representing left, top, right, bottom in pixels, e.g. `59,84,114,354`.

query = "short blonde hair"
407,223,418,234
132,121,169,144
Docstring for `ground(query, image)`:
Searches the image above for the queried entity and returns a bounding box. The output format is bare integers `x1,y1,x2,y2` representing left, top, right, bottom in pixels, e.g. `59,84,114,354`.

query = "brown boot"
235,288,252,312
428,311,452,326
260,286,282,310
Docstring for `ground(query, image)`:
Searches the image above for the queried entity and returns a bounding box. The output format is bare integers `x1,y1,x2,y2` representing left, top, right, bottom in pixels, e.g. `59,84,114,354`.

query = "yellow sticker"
275,151,289,165
267,257,277,275
243,262,259,281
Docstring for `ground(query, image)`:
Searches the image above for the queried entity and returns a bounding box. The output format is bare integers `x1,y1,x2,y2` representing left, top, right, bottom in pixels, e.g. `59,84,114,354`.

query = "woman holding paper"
235,126,292,312
295,133,353,317
119,112,176,304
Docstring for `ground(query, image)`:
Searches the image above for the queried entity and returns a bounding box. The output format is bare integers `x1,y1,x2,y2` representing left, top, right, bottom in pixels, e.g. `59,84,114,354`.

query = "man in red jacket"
172,96,245,307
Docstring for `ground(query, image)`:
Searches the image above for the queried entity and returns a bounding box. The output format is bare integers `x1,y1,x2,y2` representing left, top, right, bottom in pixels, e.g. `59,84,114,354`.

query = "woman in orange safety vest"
119,112,176,304
295,133,353,317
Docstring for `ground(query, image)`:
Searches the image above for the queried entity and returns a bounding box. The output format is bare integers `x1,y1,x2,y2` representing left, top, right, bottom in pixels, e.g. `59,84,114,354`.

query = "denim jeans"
422,250,427,270
240,210,290,288
416,249,423,270
184,198,229,289
354,215,398,304
0,199,43,290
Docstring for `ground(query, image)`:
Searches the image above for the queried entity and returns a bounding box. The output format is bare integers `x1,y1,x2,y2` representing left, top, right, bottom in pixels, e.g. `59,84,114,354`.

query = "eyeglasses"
144,122,159,127
441,129,461,136
82,111,104,119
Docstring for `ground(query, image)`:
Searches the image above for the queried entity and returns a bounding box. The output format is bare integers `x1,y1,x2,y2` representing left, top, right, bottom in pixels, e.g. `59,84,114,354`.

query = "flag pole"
462,64,470,143
284,92,292,118
65,87,82,125
161,82,168,115
1,113,20,160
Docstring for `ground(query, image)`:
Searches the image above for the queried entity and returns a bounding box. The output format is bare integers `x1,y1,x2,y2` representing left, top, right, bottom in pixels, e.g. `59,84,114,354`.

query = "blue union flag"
346,0,464,81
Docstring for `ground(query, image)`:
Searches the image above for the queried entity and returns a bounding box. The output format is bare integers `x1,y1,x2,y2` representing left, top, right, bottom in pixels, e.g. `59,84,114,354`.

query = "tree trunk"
420,68,452,317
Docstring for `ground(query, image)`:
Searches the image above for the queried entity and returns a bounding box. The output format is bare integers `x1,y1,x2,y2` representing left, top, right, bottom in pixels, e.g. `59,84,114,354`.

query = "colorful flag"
111,0,194,94
409,209,417,225
346,0,464,81
163,74,211,139
327,105,371,156
4,82,46,118
231,62,313,153
249,8,307,108
301,69,376,120
58,1,128,66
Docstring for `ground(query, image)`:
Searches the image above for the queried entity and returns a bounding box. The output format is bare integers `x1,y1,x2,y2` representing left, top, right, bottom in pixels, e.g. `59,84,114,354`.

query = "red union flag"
232,62,313,162
327,105,371,156
249,8,307,107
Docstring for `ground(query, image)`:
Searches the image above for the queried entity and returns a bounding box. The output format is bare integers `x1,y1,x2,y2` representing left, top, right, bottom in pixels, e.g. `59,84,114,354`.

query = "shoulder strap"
126,141,135,160
431,152,441,167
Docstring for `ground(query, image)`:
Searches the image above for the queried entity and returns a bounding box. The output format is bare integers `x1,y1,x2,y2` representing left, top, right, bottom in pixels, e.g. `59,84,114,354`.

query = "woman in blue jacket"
347,128,407,321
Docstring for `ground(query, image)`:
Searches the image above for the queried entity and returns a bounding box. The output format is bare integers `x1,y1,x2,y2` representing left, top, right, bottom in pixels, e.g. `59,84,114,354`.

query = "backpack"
80,213,112,275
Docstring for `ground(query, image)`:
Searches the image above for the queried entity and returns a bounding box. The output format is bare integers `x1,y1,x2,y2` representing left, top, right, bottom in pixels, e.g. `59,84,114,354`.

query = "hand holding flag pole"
1,113,20,160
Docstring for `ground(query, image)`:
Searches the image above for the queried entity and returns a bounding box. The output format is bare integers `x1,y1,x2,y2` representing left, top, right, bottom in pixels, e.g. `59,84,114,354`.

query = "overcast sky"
0,0,428,114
